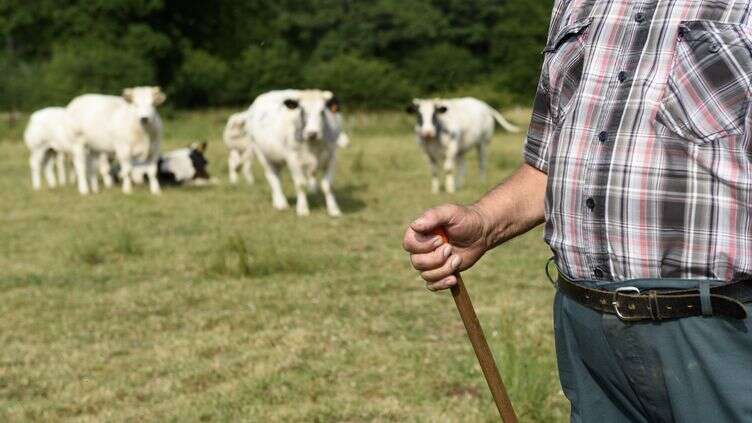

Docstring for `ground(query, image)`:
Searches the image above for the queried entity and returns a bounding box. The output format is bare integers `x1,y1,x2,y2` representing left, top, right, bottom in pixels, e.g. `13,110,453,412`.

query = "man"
403,1,752,422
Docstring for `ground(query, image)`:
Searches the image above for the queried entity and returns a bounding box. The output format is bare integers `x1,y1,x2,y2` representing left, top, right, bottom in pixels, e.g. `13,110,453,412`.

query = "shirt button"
594,268,605,278
618,71,628,83
586,198,596,210
635,12,646,23
598,131,608,142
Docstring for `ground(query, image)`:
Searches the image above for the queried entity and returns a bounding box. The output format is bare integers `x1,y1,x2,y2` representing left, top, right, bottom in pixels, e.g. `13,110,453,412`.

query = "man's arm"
402,163,547,291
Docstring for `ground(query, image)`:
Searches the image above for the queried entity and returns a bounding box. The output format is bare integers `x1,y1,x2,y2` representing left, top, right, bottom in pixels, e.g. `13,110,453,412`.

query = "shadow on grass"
288,182,368,215
69,228,144,266
203,235,320,278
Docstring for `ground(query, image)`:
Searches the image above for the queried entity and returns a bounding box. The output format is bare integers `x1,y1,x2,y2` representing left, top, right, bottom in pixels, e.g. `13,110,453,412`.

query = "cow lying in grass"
406,97,519,193
127,142,213,186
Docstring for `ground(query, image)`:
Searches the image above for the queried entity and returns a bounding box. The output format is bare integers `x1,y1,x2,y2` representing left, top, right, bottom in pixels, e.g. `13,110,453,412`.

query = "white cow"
246,89,344,217
67,86,166,195
407,97,519,193
223,111,255,185
23,107,76,190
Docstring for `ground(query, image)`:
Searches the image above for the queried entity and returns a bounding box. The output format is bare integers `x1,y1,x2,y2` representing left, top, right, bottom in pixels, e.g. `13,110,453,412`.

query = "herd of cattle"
23,86,519,217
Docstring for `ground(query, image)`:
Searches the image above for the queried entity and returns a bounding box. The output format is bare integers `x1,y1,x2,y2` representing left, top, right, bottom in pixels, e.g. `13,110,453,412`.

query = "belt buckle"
613,286,640,321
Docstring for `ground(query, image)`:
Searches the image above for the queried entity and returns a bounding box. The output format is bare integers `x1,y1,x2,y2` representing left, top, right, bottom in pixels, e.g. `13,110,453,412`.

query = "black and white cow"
127,141,213,186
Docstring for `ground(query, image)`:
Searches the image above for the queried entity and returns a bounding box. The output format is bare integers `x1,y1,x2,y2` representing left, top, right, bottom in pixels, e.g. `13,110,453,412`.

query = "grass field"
0,109,568,422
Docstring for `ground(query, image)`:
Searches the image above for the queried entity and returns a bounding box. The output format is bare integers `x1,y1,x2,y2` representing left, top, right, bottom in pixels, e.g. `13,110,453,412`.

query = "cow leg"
43,150,58,188
287,156,310,216
428,156,440,194
29,148,46,190
241,148,255,185
55,152,67,185
255,147,288,210
86,154,100,194
228,149,240,184
115,149,134,194
320,156,342,217
98,154,114,188
146,159,161,195
456,154,467,189
477,142,488,182
71,144,90,195
443,142,459,194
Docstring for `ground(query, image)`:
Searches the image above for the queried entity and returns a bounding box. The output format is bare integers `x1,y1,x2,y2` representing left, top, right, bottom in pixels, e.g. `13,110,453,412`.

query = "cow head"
188,141,210,181
123,86,166,126
282,90,339,142
406,99,448,141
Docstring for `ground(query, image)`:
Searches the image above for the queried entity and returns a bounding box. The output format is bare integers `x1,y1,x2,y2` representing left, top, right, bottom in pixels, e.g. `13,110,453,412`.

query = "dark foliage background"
0,0,553,110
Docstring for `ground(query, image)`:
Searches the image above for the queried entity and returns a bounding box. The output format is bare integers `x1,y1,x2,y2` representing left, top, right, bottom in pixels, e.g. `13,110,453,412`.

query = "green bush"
42,39,156,104
228,41,303,105
402,43,482,93
303,55,411,109
0,58,45,110
170,49,230,107
489,0,552,103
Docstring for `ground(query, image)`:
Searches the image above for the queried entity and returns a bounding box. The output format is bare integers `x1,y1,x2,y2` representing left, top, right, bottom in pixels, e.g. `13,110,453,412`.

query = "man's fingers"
403,228,443,254
427,275,458,291
410,204,459,234
421,254,462,283
410,244,452,271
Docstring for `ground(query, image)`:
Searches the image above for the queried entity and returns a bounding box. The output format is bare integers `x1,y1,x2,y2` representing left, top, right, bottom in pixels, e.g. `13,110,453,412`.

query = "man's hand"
402,164,548,292
403,204,490,291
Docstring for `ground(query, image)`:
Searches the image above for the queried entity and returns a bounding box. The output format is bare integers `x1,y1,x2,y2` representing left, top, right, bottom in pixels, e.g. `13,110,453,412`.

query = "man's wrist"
468,203,495,251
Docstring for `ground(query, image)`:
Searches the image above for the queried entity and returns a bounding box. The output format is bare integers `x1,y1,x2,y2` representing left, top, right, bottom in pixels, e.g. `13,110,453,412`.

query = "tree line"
0,0,553,111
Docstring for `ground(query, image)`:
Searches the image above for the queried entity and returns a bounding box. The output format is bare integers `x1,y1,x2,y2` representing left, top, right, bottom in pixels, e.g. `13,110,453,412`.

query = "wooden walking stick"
434,228,518,423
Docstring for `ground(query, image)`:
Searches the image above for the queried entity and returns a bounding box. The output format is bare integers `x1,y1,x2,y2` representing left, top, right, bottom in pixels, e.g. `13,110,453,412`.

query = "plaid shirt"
525,0,752,282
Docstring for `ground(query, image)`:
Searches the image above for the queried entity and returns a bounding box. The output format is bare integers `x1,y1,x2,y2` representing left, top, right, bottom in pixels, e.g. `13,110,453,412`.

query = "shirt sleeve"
523,0,570,174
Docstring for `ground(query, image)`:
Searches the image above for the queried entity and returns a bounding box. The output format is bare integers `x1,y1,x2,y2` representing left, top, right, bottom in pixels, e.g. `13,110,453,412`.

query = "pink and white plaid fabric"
525,0,752,282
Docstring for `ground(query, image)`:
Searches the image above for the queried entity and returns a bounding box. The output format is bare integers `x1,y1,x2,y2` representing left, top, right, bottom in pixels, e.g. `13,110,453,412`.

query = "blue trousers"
554,278,752,422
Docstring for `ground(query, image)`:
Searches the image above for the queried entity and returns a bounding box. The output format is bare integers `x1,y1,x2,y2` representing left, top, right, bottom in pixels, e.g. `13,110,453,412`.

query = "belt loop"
699,282,713,316
649,291,662,320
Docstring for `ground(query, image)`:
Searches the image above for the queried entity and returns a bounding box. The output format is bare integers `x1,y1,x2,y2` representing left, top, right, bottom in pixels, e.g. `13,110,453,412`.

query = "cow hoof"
273,201,289,210
296,208,311,217
328,210,342,218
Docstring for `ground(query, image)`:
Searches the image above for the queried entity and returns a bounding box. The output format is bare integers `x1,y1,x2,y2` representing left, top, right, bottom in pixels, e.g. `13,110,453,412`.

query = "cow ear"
406,104,418,114
122,88,134,103
153,87,166,106
436,105,448,114
283,99,299,110
326,95,339,113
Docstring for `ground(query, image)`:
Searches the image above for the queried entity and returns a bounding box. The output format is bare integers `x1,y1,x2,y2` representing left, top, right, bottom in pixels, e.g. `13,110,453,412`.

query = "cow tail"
489,107,520,133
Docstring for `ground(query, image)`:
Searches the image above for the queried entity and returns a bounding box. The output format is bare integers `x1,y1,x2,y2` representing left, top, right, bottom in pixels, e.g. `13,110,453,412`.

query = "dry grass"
0,108,568,422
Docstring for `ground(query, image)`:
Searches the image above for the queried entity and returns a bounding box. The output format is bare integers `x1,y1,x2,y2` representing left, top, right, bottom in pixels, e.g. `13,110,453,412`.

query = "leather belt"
556,273,751,321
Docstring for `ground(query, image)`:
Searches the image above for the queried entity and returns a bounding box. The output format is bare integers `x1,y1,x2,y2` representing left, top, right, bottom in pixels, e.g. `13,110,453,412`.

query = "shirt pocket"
656,21,752,145
542,17,592,124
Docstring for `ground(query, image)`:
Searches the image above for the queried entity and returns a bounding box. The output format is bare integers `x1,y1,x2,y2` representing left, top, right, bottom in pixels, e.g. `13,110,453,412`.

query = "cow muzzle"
420,130,436,140
305,130,321,141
